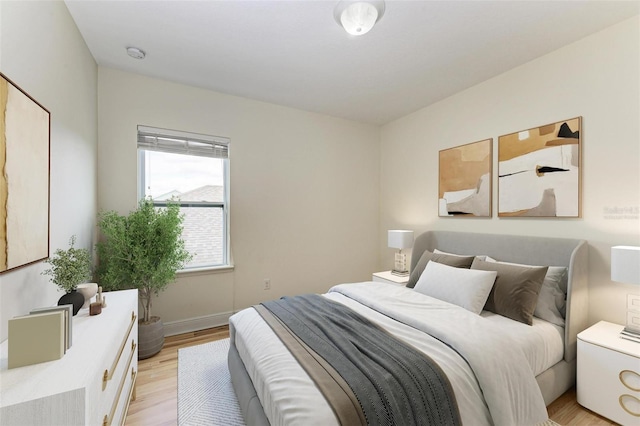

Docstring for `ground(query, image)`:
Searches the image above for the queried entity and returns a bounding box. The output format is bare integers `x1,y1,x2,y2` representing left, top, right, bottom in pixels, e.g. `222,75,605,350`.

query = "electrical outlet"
263,279,271,290
627,294,640,312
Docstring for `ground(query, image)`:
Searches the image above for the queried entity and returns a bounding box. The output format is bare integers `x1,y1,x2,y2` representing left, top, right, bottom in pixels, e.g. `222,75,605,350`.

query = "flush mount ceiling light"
334,0,385,36
126,46,146,60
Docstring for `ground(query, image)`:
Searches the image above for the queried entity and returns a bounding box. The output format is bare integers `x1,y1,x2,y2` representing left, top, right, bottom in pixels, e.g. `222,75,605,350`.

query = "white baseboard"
163,311,235,337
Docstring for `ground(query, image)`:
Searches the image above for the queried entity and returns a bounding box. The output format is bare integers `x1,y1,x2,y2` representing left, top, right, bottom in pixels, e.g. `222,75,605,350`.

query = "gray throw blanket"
258,294,461,426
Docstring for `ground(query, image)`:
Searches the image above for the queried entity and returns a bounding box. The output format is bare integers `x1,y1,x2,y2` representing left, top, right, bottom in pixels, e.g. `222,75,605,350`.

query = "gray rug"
178,338,245,426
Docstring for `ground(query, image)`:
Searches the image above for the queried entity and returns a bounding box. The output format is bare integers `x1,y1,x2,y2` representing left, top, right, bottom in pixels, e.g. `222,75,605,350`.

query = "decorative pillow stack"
408,248,568,326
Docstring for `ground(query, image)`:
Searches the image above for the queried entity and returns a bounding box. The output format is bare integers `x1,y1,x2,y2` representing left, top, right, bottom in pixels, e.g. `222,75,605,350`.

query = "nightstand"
372,271,409,286
577,321,640,425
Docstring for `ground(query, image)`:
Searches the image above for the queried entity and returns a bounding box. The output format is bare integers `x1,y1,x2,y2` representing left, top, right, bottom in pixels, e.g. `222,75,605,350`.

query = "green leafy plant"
42,235,92,292
96,198,192,323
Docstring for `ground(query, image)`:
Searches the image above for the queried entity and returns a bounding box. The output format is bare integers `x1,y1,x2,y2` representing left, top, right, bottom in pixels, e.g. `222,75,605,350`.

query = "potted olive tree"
96,198,192,359
42,235,92,315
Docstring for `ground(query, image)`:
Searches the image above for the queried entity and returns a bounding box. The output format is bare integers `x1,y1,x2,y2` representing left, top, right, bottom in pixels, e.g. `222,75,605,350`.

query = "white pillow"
414,261,497,314
484,258,568,326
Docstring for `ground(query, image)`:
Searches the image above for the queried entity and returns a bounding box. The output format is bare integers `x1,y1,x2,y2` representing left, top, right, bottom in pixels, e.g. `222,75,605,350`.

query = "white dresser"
0,289,138,426
577,320,640,425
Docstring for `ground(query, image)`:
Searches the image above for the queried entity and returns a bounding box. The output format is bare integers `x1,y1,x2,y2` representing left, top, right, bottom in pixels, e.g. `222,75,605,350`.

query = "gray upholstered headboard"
411,231,588,363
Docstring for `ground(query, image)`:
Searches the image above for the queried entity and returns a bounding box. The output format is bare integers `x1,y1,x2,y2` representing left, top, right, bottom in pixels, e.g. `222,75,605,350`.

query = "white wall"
97,68,380,333
0,1,98,341
3,4,635,340
380,16,640,326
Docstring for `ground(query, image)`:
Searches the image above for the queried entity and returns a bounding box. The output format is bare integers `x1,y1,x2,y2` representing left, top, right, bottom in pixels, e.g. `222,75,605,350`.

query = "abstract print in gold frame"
439,139,492,217
498,117,581,217
0,72,50,273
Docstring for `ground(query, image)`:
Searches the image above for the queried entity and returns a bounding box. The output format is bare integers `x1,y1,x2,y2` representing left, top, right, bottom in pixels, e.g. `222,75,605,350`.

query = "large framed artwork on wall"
498,117,581,217
0,72,50,273
439,138,492,217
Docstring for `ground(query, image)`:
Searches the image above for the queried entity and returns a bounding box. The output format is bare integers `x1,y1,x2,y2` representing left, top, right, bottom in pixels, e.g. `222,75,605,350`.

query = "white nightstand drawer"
578,321,640,425
372,271,409,286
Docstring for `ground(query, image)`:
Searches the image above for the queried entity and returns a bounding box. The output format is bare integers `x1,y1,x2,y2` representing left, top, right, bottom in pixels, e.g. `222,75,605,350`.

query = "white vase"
76,283,98,309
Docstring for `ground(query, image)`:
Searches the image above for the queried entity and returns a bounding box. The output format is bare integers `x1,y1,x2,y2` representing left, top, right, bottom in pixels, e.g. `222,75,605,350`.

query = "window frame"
136,126,231,271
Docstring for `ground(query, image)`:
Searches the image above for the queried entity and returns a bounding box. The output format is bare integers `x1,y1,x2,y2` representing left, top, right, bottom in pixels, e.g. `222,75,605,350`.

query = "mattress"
229,282,551,426
480,311,564,376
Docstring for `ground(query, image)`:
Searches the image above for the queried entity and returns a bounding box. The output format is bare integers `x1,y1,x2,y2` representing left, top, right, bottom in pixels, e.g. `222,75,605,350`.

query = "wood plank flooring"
547,388,616,425
125,325,615,426
125,326,229,426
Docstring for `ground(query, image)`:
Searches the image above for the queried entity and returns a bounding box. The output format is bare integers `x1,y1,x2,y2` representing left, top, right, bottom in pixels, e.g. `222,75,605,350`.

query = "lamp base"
394,252,408,275
391,269,409,277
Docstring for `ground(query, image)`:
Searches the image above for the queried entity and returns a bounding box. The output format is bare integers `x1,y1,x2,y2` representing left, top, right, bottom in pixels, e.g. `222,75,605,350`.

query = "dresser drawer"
578,338,640,425
102,311,137,391
94,311,138,426
109,366,137,426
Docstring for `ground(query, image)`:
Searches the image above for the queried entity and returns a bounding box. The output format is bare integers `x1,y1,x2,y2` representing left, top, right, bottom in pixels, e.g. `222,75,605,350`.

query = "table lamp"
611,246,640,339
388,230,414,276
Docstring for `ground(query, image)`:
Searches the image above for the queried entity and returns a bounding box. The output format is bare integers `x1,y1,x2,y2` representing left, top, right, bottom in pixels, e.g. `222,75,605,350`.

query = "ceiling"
64,0,639,125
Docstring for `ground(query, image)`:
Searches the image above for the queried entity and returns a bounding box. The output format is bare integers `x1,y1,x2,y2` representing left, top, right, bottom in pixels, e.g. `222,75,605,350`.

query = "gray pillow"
534,267,567,326
406,250,475,288
471,258,547,325
483,258,568,326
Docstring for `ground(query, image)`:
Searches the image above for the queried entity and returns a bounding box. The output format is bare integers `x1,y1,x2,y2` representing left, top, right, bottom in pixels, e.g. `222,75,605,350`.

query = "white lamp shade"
611,246,640,285
334,1,385,36
388,230,414,250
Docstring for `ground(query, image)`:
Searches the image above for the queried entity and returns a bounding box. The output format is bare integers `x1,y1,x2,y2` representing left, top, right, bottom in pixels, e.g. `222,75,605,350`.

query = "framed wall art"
498,117,581,217
439,138,492,217
0,72,50,273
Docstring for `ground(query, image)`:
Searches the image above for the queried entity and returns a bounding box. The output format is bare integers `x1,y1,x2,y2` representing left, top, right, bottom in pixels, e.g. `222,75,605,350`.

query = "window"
137,125,230,270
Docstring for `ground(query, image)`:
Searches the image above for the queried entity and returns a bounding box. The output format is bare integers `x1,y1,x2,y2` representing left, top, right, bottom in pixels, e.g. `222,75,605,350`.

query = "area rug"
178,338,245,426
178,338,563,426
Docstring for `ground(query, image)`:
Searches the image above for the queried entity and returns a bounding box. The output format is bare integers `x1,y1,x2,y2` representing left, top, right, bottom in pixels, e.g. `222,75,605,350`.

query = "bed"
228,230,588,425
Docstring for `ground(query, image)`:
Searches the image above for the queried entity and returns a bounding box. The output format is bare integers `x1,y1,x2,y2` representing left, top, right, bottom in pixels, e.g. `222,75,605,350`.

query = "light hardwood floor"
125,326,615,426
125,326,230,426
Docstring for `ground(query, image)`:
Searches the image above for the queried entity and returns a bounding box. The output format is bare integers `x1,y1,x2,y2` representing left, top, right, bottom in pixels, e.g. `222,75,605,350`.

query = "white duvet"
229,282,550,426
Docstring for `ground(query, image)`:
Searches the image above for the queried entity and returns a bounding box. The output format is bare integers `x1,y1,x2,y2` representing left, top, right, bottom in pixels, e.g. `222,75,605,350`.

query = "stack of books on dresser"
620,327,640,343
7,305,73,369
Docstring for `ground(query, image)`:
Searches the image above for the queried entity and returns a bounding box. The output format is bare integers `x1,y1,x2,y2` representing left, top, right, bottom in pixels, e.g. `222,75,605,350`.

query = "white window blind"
137,125,229,159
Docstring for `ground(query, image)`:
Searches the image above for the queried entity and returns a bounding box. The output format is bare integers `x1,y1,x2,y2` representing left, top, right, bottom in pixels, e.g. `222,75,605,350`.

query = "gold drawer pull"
619,394,640,417
103,343,137,426
620,369,640,392
103,311,136,390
